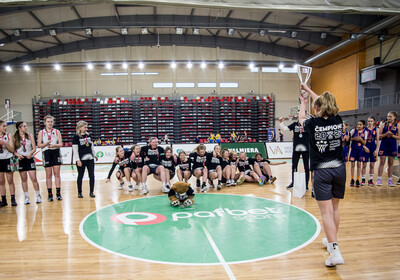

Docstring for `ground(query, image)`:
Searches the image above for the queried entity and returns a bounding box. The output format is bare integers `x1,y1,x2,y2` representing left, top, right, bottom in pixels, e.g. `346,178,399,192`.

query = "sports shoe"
325,245,344,267
286,182,293,189
128,185,133,192
397,179,400,185
56,193,63,201
269,176,277,184
11,198,17,207
48,194,53,202
89,192,95,198
388,178,395,187
24,196,30,205
201,183,209,192
78,193,83,198
349,179,355,187
322,238,328,248
236,176,245,185
259,175,265,186
196,179,201,189
355,180,360,187
208,180,214,189
118,182,124,190
134,183,140,190
230,180,237,186
361,178,366,186
162,184,170,193
376,178,382,186
216,182,222,190
141,184,149,195
368,179,374,186
226,179,232,187
36,194,42,204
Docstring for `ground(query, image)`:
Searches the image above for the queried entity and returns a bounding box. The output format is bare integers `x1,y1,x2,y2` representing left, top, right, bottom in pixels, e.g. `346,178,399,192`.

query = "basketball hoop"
297,65,312,98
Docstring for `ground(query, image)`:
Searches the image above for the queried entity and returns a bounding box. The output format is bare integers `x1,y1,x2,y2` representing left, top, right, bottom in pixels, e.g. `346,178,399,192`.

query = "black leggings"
76,159,95,193
292,151,310,185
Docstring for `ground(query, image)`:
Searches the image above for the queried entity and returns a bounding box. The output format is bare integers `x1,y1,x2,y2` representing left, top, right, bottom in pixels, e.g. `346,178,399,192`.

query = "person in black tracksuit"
157,147,176,188
129,145,144,191
72,121,98,198
279,112,310,189
189,144,210,192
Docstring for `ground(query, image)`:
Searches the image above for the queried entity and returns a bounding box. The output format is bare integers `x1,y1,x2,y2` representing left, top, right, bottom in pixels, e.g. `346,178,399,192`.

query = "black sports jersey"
107,151,132,179
168,187,195,202
72,134,93,160
229,159,237,167
141,145,164,165
253,158,271,168
220,157,229,169
189,152,209,170
207,154,221,170
237,159,252,172
303,115,344,170
130,153,144,169
160,155,176,172
177,157,192,172
287,121,310,152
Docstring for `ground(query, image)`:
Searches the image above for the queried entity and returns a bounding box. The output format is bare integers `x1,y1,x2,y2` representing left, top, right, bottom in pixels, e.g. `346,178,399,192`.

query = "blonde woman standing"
14,121,41,204
37,115,63,201
0,120,16,206
72,121,97,198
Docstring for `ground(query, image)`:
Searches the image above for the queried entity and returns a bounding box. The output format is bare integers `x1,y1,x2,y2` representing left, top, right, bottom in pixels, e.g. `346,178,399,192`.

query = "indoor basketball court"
0,1,400,279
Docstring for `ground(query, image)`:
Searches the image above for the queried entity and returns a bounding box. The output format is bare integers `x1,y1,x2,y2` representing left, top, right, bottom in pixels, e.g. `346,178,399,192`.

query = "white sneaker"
118,182,124,190
128,185,133,192
24,196,30,205
36,194,42,204
201,184,210,192
322,237,328,248
325,245,344,267
162,184,170,193
134,183,140,190
141,184,149,195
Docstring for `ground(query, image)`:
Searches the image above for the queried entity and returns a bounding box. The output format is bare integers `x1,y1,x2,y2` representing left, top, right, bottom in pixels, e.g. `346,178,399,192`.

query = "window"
176,82,195,88
198,82,217,88
153,82,173,88
220,82,239,88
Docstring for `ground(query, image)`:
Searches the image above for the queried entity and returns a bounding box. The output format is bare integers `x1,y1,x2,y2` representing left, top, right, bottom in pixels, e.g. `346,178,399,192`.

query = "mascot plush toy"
168,182,195,207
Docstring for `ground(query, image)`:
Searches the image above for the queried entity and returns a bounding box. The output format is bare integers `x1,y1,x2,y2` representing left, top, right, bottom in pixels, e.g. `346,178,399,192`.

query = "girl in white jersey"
13,121,42,204
0,120,16,207
37,115,63,202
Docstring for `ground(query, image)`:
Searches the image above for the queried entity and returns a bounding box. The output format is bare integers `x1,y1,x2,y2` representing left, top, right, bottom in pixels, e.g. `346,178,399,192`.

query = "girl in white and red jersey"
0,120,16,207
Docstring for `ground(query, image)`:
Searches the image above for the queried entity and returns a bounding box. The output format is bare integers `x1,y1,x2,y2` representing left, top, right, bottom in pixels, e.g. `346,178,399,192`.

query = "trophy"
296,65,312,98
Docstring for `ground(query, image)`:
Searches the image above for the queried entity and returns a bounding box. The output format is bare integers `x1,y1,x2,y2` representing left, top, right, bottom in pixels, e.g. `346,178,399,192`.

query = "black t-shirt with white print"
177,157,192,172
72,134,93,160
287,121,310,152
160,155,176,172
207,154,221,170
303,115,344,170
189,152,209,170
237,158,253,172
130,153,144,169
140,145,165,166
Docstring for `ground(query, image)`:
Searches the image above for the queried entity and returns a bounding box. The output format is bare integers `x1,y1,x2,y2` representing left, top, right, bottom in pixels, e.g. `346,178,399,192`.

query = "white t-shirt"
0,133,13,159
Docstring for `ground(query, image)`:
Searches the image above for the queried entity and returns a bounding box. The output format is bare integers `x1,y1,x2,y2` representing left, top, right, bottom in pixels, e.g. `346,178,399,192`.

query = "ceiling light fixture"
290,31,297,38
141,28,148,34
13,30,20,37
54,64,61,71
87,63,94,70
200,62,206,69
138,62,144,69
24,65,31,71
259,30,266,36
105,63,112,70
193,28,200,35
170,62,177,69
218,62,224,69
176,27,183,35
227,28,234,36
121,28,128,35
122,62,128,69
320,32,327,39
5,65,12,72
85,28,92,36
49,29,57,36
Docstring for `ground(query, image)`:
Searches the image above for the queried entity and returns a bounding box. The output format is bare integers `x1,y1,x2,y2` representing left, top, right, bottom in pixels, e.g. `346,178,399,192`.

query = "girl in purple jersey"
377,112,399,187
361,117,380,186
341,121,350,162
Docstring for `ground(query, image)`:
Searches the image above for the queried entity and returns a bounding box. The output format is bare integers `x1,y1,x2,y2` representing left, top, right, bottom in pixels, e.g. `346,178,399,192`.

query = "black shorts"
0,158,13,172
43,149,62,168
18,157,36,171
169,170,175,178
313,164,346,201
147,164,160,175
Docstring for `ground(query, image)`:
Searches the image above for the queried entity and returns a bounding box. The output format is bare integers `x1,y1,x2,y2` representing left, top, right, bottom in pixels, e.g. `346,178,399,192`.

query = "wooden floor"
1,160,400,280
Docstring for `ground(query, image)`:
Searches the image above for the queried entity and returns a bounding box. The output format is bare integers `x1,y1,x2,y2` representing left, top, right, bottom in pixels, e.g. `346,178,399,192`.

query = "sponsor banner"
265,142,293,159
173,143,217,155
93,145,119,163
34,147,73,165
220,142,267,158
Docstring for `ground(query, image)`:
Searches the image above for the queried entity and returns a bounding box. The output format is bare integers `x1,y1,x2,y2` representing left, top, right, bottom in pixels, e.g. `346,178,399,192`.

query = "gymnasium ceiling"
0,1,399,66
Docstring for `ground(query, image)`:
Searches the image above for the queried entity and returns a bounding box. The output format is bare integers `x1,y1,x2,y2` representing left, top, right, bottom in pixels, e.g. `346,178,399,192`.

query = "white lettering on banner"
265,142,293,159
230,148,259,153
172,207,282,221
173,144,217,155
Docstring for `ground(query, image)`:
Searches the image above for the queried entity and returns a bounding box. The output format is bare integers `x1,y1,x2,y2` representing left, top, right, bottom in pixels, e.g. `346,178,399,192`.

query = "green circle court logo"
96,151,104,158
80,194,320,265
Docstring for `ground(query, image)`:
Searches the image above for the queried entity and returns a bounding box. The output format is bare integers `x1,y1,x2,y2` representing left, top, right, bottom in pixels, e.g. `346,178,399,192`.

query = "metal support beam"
28,11,45,27
17,42,33,53
259,12,272,23
71,6,83,22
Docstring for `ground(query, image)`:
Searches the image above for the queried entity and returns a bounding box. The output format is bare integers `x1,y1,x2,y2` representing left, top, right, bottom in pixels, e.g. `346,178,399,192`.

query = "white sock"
162,182,166,187
388,177,392,180
142,182,146,187
369,175,373,180
24,192,29,198
377,176,382,180
362,175,365,179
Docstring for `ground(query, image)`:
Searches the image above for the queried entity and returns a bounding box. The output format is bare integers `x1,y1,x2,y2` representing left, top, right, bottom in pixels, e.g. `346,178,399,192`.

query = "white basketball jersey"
42,129,58,151
16,135,33,157
0,133,13,159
